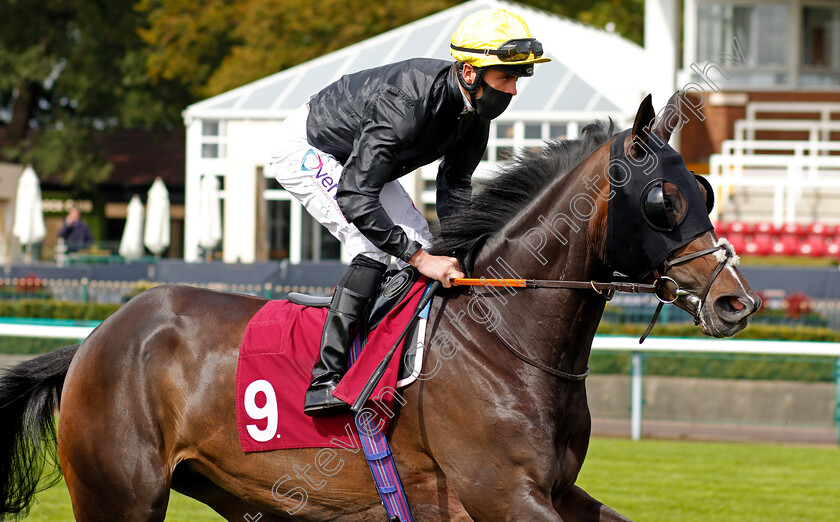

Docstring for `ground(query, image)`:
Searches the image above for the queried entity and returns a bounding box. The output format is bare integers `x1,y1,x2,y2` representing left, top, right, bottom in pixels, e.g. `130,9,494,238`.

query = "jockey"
269,8,550,416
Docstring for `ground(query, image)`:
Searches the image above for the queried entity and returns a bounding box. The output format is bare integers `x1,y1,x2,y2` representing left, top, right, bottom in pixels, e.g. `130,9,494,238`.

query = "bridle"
452,236,738,380
640,239,736,342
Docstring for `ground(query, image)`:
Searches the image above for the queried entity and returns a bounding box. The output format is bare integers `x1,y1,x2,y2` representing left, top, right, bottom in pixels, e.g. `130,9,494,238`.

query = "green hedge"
589,351,836,382
0,300,120,321
0,337,80,355
0,300,119,355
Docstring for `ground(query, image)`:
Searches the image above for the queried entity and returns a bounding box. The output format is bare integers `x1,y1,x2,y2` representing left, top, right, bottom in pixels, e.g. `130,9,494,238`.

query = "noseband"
454,238,738,379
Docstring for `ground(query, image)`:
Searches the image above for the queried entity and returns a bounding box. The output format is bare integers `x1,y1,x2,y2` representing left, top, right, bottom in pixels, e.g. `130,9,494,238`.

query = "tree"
528,0,644,46
0,0,644,193
137,0,242,100
139,0,643,101
0,0,192,191
139,0,456,99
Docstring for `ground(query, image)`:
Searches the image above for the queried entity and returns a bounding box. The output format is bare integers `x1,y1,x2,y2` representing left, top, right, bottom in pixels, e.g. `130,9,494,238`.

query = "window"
524,123,542,140
696,3,789,84
490,122,517,162
200,119,225,159
267,200,291,260
483,120,582,163
300,211,341,260
201,144,219,158
202,121,220,136
496,123,515,139
550,123,568,139
801,6,840,85
689,1,840,88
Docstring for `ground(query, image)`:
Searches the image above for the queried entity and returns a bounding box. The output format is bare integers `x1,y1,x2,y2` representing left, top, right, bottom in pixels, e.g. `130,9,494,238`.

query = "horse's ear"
629,94,655,158
652,92,682,144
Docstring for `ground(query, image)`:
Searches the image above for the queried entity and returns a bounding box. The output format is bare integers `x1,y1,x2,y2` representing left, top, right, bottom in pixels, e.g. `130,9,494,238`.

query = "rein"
453,277,658,298
451,238,737,379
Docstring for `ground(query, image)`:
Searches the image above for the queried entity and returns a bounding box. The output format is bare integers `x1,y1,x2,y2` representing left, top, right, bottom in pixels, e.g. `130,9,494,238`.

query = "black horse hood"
605,129,713,279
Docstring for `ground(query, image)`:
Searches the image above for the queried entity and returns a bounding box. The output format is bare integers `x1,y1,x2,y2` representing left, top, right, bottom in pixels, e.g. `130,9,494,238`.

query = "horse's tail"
0,345,78,518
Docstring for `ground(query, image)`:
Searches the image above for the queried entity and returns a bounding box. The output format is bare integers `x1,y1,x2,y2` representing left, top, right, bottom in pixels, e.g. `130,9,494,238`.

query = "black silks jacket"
306,58,490,262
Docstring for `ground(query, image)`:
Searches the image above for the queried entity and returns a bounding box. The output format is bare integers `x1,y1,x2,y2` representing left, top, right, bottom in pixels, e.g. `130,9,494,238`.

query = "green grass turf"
25,481,221,521
21,437,840,521
577,438,840,521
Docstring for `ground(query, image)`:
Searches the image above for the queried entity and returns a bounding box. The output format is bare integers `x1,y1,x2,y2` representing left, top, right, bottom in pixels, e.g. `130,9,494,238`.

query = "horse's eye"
641,180,687,231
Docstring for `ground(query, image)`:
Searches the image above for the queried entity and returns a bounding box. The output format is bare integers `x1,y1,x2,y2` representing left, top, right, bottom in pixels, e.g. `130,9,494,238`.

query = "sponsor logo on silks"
301,149,338,195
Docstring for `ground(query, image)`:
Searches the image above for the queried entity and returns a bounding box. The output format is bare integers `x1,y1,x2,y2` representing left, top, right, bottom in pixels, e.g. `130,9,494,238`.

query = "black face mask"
475,80,512,120
605,129,714,279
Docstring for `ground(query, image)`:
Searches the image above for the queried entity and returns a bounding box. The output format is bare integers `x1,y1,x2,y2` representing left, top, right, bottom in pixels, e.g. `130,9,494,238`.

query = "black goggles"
450,38,544,62
640,179,688,232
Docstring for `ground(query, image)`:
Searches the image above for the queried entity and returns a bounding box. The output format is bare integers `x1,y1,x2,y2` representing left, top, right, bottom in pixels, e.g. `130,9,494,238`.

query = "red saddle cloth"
235,277,429,452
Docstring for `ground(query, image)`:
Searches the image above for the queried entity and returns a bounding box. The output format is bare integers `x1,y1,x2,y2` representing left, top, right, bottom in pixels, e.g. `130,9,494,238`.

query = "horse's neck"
469,161,609,370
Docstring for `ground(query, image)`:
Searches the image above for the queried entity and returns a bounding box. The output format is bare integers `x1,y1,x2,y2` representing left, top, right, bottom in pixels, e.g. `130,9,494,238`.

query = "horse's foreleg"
553,485,633,522
439,473,562,521
171,464,288,521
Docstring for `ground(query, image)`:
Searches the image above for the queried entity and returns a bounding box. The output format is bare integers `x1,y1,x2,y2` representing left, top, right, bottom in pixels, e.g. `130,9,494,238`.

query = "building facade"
655,0,840,168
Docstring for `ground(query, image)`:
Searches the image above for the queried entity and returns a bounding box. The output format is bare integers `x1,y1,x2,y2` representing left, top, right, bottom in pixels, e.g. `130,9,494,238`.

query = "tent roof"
184,0,648,123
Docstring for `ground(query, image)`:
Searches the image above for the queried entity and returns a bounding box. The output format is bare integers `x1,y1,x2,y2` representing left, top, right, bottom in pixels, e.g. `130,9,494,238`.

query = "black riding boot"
303,255,386,417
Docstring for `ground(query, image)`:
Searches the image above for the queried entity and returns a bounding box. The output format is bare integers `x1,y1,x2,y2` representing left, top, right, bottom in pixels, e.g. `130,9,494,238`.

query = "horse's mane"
431,119,616,266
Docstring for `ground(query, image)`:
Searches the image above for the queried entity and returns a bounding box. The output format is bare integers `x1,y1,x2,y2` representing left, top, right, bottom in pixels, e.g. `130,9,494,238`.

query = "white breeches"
267,104,432,265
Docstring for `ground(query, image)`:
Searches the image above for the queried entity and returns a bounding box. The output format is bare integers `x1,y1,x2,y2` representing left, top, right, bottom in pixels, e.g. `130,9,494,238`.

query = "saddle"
288,266,418,320
287,266,425,381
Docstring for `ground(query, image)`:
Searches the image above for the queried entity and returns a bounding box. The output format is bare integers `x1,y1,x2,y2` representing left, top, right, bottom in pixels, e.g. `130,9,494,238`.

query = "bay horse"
0,94,759,521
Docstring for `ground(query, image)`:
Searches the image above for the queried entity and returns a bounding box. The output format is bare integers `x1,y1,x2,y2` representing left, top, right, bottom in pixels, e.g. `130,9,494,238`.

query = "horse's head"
598,93,760,337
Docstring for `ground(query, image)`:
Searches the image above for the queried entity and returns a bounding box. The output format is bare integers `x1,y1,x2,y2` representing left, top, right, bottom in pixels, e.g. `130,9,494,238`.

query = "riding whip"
350,280,441,413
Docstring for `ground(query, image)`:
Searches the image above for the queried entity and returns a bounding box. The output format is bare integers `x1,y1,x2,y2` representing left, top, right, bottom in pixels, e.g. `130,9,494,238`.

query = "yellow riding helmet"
450,9,551,69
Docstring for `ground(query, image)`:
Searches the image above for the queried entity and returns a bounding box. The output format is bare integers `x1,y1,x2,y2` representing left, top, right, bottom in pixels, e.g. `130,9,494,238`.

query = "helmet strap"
455,62,485,107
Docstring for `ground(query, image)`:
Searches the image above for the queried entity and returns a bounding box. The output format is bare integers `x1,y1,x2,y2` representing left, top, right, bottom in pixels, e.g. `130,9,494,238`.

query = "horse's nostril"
714,294,752,321
729,296,746,312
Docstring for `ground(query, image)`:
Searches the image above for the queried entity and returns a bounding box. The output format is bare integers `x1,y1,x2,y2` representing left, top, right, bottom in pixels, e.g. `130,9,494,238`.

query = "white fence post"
631,351,644,441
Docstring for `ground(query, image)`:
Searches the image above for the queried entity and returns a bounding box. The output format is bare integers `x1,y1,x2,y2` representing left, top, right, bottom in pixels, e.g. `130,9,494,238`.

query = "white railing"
746,101,840,125
0,319,97,340
734,119,840,143
744,102,840,144
720,139,840,159
592,336,840,443
708,139,840,225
